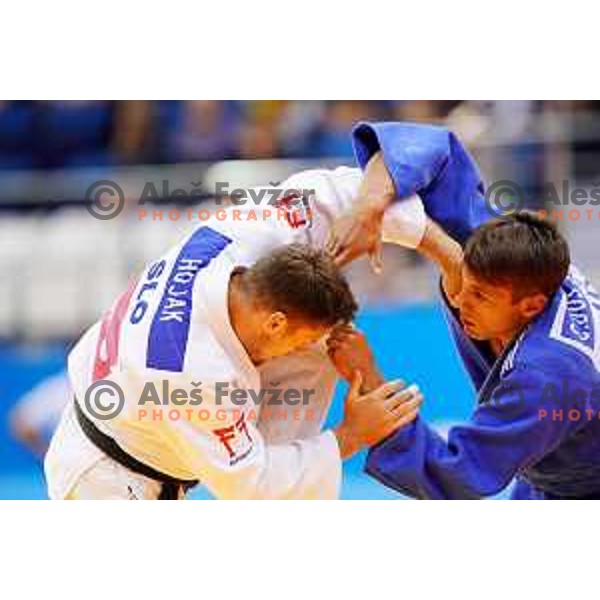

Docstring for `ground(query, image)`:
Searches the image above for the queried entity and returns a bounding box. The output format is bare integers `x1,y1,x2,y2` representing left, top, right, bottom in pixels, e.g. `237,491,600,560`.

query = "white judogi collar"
195,244,261,393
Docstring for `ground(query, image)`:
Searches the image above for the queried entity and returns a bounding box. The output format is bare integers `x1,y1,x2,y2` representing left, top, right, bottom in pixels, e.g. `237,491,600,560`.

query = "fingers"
369,236,384,275
325,233,341,258
326,344,340,358
385,384,421,412
327,221,374,267
341,377,423,450
326,338,344,354
369,379,406,400
347,370,363,400
333,245,358,267
382,402,421,435
327,324,358,346
336,228,372,264
327,329,359,354
329,323,356,336
383,385,422,427
388,393,423,416
370,390,422,444
329,234,375,268
326,220,359,260
326,234,352,267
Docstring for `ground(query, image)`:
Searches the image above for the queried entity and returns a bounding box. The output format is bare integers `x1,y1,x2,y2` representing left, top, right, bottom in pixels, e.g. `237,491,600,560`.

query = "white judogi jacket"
45,167,425,500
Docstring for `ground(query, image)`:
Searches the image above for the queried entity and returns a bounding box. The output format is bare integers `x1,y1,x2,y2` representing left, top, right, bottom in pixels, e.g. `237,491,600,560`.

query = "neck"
489,338,505,356
491,324,526,357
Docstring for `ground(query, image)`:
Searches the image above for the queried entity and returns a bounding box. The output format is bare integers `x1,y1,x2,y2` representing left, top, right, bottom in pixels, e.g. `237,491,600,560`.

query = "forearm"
356,152,396,212
365,418,491,499
192,427,342,500
333,424,361,460
366,416,518,500
417,218,463,305
366,366,569,499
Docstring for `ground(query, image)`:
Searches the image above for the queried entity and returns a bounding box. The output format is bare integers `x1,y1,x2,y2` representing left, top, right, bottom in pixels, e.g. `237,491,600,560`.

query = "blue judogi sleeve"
365,362,582,499
352,121,489,244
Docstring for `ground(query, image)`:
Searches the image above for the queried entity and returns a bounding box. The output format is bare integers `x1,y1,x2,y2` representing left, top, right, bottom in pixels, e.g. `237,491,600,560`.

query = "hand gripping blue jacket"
353,121,600,499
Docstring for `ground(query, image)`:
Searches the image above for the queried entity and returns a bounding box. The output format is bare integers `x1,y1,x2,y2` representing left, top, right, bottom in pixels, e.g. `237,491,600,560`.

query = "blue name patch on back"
146,227,232,372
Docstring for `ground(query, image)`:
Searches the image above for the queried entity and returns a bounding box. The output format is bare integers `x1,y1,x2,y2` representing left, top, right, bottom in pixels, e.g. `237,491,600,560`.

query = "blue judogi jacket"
353,121,600,499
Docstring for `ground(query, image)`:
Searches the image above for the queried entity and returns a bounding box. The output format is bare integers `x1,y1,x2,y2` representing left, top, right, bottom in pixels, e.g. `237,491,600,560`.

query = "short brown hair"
244,243,358,326
464,212,570,299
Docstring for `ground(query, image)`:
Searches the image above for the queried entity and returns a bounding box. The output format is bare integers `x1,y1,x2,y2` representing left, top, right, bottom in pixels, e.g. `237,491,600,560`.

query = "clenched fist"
327,324,383,392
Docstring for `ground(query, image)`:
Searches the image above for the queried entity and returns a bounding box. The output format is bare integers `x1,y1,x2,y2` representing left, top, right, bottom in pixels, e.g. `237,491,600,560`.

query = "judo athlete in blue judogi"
329,121,600,499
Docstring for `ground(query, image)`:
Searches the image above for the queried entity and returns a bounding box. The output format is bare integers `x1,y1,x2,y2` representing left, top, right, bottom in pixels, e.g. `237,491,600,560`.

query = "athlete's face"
237,305,330,365
260,313,330,363
228,270,332,365
455,266,546,343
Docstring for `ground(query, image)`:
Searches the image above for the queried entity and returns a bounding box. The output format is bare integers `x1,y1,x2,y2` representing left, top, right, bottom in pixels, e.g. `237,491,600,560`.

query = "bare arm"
326,152,396,271
417,218,464,306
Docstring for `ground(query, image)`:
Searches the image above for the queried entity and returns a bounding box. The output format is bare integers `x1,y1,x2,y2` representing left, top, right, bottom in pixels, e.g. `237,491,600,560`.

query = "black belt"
74,399,198,500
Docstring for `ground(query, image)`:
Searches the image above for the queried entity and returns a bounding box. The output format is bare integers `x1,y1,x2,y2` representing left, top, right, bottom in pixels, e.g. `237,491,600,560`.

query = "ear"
518,293,547,320
264,311,288,338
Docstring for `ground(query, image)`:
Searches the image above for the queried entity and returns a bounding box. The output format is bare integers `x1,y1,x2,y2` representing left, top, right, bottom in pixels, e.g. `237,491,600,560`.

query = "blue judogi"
352,121,600,499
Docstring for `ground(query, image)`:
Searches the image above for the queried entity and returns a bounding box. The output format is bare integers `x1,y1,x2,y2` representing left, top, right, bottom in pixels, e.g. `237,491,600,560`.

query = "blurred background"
2,100,600,499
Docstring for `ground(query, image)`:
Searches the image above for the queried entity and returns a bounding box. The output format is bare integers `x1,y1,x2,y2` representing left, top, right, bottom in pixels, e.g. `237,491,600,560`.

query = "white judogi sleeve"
109,376,341,500
277,166,426,250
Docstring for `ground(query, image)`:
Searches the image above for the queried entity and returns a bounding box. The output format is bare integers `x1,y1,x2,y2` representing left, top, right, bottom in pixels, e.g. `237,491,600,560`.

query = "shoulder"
507,266,600,379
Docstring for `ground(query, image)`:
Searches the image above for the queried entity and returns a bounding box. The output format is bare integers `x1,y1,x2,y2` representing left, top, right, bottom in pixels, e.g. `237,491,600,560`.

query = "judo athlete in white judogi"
45,164,426,500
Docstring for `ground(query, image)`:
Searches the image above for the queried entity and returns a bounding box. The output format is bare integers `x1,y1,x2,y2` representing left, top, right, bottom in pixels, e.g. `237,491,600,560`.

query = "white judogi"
45,167,425,500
